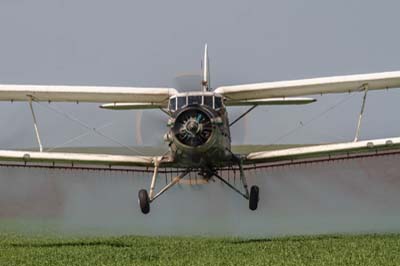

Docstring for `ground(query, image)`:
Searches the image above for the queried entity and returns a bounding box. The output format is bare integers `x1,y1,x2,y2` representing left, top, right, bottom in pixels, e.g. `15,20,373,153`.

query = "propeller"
173,74,202,92
135,74,250,145
173,109,213,147
135,74,203,145
135,111,167,146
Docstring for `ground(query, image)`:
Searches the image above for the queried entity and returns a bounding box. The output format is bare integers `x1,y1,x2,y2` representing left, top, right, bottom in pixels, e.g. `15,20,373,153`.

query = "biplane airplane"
1,45,400,214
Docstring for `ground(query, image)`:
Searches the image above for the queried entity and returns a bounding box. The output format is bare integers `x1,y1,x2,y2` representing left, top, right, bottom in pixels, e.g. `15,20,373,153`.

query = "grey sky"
0,0,400,148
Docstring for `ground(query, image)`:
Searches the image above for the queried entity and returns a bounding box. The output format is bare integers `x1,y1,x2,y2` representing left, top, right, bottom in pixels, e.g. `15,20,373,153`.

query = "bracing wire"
45,122,113,152
271,93,359,144
31,98,147,155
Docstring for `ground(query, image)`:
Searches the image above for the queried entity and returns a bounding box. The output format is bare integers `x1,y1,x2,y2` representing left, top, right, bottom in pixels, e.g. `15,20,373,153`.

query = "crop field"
1,233,400,266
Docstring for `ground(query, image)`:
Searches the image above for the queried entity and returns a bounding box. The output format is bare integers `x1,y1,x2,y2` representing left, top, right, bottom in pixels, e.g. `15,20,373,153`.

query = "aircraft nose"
187,120,199,133
172,107,213,147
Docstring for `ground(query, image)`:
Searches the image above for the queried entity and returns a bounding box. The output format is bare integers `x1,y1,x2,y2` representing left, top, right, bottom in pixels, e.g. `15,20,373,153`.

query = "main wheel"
249,186,259,211
138,189,150,214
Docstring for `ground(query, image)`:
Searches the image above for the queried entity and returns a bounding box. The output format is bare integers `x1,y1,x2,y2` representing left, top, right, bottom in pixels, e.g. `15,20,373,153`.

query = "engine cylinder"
171,106,215,147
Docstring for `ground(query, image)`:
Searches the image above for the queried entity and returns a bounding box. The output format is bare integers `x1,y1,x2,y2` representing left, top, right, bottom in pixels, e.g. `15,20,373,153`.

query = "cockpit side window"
203,96,213,108
188,96,202,105
177,96,187,109
214,96,222,109
169,97,176,111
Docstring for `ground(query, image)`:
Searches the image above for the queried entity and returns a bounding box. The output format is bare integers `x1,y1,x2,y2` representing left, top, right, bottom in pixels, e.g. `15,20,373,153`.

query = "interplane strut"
354,84,369,142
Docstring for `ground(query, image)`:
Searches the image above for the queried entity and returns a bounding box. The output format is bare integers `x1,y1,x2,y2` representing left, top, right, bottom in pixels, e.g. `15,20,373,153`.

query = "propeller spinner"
172,108,213,147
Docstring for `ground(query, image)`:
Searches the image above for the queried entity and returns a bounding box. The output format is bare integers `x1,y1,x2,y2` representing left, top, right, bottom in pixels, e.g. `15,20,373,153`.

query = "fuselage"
164,92,233,168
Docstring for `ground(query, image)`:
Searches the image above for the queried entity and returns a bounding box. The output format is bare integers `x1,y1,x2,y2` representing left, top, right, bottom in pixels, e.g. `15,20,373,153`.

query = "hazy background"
0,0,399,148
0,0,400,237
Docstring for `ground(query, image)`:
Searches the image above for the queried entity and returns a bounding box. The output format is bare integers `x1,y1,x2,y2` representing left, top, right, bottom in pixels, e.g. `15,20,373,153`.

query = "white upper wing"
0,85,177,103
215,71,400,101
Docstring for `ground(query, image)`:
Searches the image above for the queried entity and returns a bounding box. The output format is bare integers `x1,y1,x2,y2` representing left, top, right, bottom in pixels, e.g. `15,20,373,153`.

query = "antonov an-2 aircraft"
1,45,400,214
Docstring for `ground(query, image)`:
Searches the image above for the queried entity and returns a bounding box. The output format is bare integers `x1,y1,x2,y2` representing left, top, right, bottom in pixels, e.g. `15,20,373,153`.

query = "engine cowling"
171,106,215,147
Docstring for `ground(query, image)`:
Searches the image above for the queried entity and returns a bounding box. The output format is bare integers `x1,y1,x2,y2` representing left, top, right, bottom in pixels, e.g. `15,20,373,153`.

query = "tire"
138,189,150,214
249,186,259,211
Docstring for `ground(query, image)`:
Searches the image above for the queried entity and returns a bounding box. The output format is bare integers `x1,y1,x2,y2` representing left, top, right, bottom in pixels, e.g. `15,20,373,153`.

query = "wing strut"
28,97,43,152
149,158,160,199
354,84,368,142
147,157,191,204
229,105,258,127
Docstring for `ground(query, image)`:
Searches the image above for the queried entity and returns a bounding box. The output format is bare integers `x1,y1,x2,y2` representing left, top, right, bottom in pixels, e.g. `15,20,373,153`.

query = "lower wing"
0,137,399,171
242,136,400,167
0,150,174,170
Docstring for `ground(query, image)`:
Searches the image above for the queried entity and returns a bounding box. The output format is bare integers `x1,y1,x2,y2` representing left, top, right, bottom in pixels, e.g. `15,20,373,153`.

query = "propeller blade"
135,110,168,145
174,74,202,92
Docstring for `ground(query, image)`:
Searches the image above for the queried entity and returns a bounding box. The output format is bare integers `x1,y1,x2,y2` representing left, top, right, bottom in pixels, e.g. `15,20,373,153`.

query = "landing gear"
249,186,259,211
212,156,260,211
138,157,259,214
213,172,260,211
138,157,190,214
138,189,150,214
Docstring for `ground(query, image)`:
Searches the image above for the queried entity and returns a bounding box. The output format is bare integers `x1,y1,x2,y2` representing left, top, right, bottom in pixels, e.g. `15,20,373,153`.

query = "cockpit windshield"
214,96,222,109
203,96,213,108
169,97,176,111
188,96,202,105
177,96,187,109
169,94,223,112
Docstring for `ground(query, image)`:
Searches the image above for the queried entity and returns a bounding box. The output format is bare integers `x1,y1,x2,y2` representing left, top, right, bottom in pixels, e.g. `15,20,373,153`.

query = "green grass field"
1,233,400,266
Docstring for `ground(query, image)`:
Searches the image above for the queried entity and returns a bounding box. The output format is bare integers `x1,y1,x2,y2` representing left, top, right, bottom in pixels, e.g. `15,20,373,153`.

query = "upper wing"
0,149,172,168
0,85,177,103
215,71,400,101
243,137,400,165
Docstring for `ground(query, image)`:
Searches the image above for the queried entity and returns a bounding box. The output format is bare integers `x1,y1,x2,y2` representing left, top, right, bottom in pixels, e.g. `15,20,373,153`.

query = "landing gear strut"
138,157,259,214
138,158,190,214
213,161,259,211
